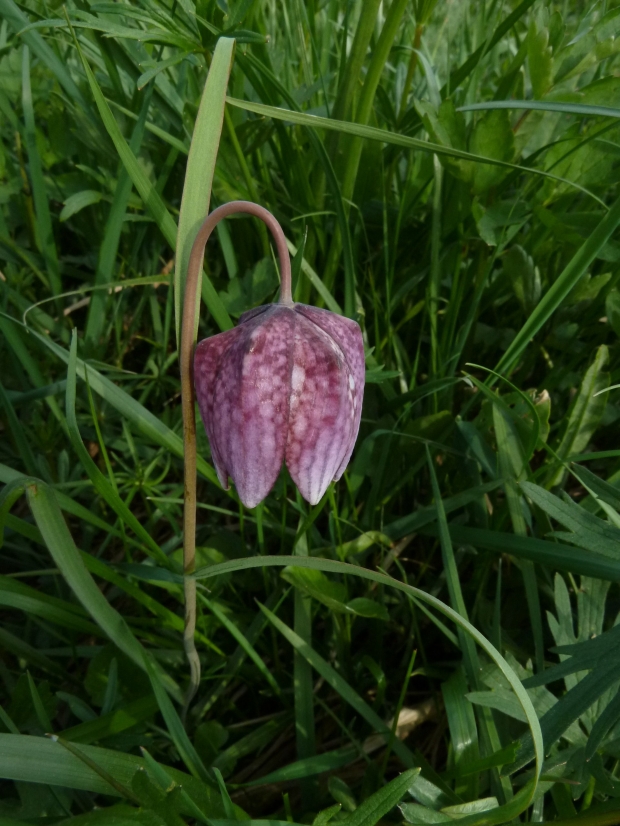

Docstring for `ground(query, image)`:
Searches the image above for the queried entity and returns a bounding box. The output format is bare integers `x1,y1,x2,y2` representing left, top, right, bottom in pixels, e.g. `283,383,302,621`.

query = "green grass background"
2,0,620,823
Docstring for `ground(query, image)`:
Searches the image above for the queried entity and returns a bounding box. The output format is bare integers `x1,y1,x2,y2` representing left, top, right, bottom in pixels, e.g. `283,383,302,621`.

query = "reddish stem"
180,201,291,715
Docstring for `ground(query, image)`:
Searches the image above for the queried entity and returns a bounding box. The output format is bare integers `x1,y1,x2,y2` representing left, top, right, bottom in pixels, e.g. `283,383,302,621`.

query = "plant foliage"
2,0,620,823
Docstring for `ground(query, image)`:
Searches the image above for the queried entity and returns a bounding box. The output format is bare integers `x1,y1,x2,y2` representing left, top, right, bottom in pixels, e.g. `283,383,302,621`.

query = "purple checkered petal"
194,302,365,508
293,304,365,480
283,314,347,504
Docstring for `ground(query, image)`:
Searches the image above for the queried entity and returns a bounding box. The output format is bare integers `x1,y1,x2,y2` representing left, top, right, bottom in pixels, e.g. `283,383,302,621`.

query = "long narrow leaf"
25,479,181,702
0,734,222,814
496,202,620,375
343,769,420,826
176,37,235,340
225,97,605,206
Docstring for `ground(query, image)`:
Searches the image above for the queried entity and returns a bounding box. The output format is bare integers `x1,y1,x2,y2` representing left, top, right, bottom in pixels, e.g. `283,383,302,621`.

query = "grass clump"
2,0,620,823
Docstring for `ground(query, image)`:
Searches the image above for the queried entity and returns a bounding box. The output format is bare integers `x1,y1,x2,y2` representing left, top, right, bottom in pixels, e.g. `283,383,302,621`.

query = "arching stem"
180,201,291,719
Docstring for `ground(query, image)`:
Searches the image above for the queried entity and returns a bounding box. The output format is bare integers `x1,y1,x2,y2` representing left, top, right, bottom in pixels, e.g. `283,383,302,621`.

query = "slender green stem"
180,200,291,718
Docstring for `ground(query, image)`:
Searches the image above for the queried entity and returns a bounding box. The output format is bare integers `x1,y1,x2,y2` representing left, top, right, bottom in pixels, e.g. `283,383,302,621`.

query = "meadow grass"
1,0,620,823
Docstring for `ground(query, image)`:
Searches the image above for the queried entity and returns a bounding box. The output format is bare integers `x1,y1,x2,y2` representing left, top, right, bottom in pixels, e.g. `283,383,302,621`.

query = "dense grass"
2,0,620,823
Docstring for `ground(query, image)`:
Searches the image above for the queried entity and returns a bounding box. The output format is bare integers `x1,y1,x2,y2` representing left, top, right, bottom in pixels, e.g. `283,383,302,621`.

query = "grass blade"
491,405,544,673
496,202,620,375
291,527,316,807
426,446,513,804
24,479,181,702
343,768,420,826
73,33,178,249
226,97,605,205
27,325,219,486
425,446,478,684
65,330,169,565
459,100,620,119
176,37,235,341
21,45,61,295
259,599,419,771
85,85,155,346
50,734,140,803
0,381,38,476
438,524,620,581
0,733,223,814
201,595,280,696
546,346,609,487
142,652,212,783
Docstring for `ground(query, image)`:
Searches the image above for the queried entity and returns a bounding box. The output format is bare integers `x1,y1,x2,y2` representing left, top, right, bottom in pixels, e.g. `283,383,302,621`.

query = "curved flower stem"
180,201,291,719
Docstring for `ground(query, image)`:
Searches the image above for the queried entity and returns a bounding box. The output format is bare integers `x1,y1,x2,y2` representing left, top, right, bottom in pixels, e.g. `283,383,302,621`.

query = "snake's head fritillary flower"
194,303,365,508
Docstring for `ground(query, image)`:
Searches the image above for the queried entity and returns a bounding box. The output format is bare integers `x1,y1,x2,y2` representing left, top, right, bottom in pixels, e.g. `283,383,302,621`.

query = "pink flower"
194,302,365,508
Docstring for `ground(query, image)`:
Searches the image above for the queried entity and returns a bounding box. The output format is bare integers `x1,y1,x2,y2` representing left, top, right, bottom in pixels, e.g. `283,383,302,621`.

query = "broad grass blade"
492,405,544,673
459,100,620,119
441,524,620,581
442,668,479,799
426,446,513,803
0,733,223,814
176,37,235,341
213,767,235,818
425,446,479,685
242,746,358,785
0,574,98,635
51,735,139,802
60,696,158,744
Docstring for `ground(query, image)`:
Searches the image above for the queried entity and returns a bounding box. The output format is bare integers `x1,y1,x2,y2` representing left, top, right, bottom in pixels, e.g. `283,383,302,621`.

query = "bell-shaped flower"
194,302,365,508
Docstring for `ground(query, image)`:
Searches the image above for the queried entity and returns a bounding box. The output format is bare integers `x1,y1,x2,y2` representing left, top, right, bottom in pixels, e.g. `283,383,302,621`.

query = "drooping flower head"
183,201,365,509
194,301,365,508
